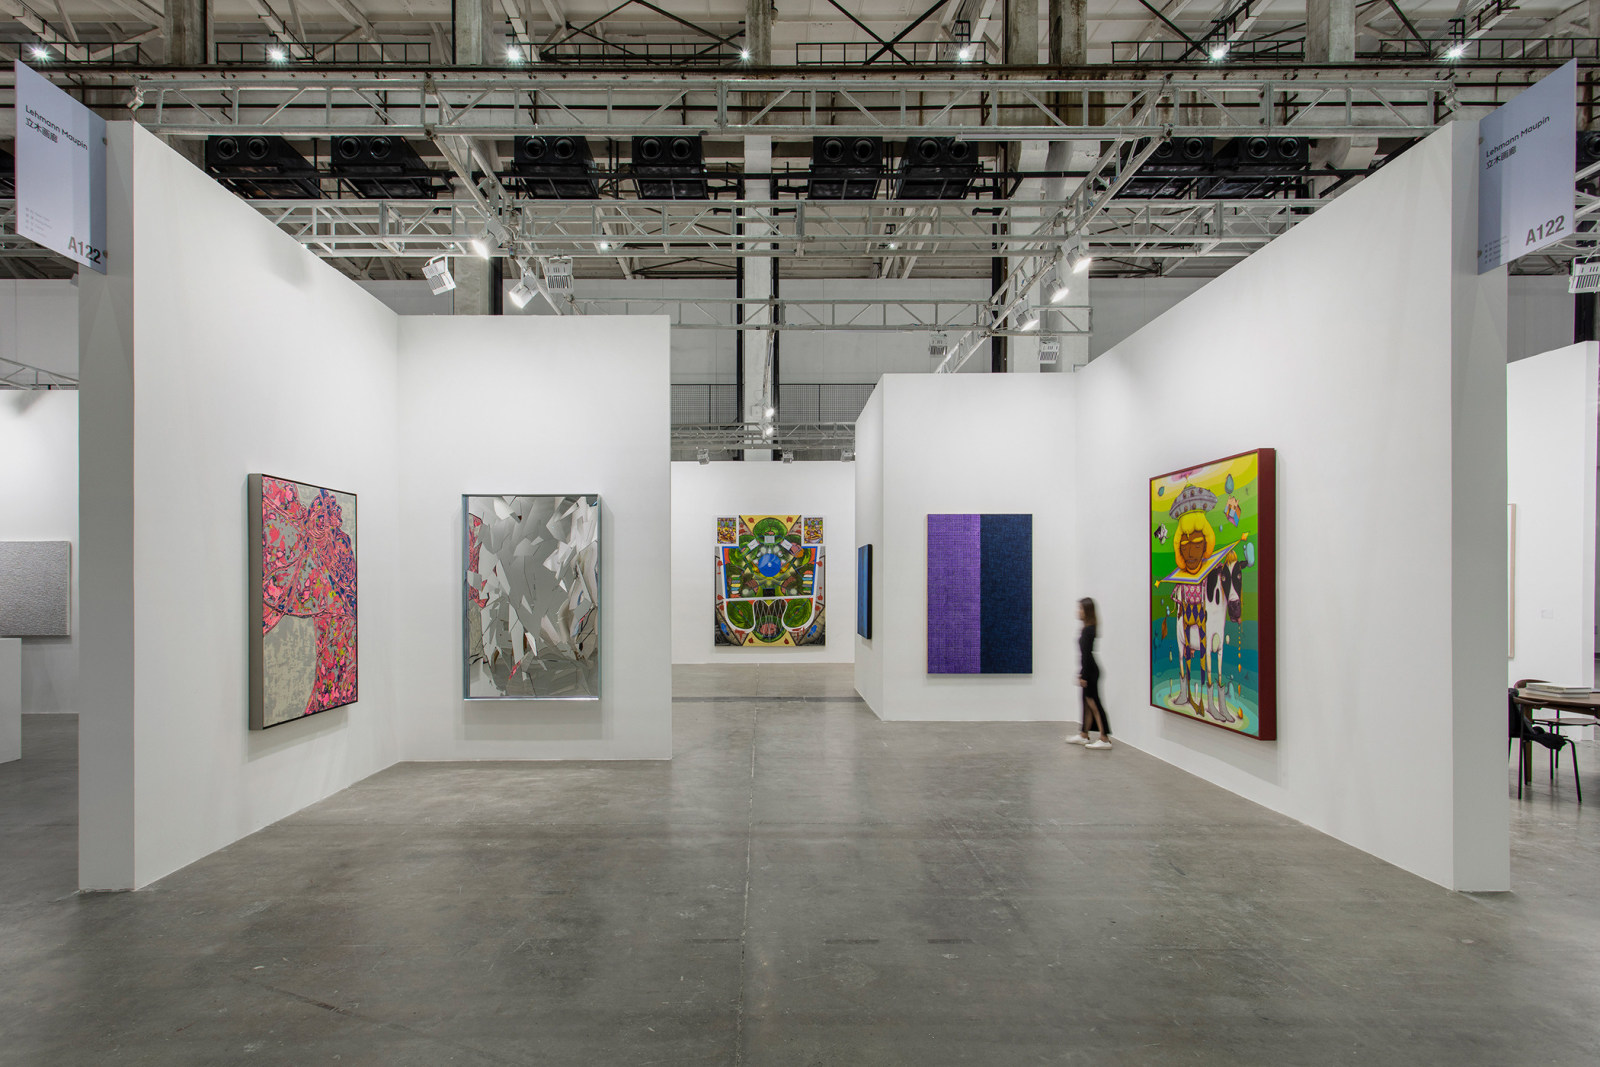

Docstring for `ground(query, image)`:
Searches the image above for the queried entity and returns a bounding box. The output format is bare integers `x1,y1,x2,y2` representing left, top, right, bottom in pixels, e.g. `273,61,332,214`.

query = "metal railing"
795,41,986,66
671,383,740,425
213,40,436,66
1113,36,1600,64
777,383,876,423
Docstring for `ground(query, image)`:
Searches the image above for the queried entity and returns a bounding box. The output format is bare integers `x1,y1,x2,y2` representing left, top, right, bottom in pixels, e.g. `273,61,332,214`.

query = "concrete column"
746,0,772,63
1006,0,1040,65
1048,0,1087,66
742,136,774,460
451,0,494,314
165,0,209,65
455,0,489,65
452,257,494,315
1306,0,1356,63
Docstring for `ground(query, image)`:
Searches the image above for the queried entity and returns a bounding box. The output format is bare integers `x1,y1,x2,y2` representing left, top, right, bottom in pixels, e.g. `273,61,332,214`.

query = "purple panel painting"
927,514,982,673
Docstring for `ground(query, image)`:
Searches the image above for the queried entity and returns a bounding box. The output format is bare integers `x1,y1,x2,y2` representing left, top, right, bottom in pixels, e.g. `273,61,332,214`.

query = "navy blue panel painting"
857,545,873,639
978,514,1032,674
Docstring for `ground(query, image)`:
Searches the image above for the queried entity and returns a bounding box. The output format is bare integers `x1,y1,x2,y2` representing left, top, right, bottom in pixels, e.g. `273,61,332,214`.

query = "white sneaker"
1065,735,1090,745
1086,739,1113,750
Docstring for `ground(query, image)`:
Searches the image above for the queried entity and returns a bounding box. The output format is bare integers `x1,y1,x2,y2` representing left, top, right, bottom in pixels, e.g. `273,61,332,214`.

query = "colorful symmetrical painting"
857,544,873,640
1149,449,1276,740
804,517,825,545
926,514,1032,674
248,475,358,730
465,495,600,699
714,515,825,646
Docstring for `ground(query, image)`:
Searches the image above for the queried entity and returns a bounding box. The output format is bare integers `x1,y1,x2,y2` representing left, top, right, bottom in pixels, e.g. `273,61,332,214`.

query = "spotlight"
762,425,775,438
697,448,711,465
781,451,795,464
29,45,49,60
1069,248,1093,274
422,255,456,295
929,331,949,361
507,279,536,309
1208,43,1229,62
886,241,899,250
1048,274,1071,304
468,232,492,259
1018,309,1041,332
507,45,524,64
1443,42,1467,60
764,406,776,419
544,255,574,292
597,240,611,251
268,47,287,63
740,48,752,61
1039,339,1061,368
840,448,855,462
956,44,973,62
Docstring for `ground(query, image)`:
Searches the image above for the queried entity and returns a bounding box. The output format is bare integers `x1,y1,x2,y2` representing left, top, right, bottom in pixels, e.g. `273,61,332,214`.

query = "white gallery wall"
77,125,672,890
1508,277,1576,363
79,123,406,891
0,390,78,713
854,373,1077,721
1507,343,1598,688
671,459,855,664
1072,123,1508,892
396,316,672,760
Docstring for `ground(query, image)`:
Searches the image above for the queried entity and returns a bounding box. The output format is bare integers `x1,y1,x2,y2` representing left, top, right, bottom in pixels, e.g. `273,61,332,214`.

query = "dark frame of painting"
1148,448,1277,741
857,544,873,639
248,473,359,731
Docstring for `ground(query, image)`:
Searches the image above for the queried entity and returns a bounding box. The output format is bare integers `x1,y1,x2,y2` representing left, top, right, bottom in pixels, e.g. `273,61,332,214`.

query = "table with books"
1512,682,1600,788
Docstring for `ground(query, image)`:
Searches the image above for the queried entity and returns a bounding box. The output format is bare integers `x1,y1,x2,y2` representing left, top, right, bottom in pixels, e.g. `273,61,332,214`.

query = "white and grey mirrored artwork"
0,541,71,637
464,495,600,700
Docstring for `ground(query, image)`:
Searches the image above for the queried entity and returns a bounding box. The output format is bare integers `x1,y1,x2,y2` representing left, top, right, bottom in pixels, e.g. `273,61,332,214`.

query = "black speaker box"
204,135,321,199
808,136,884,200
512,136,599,199
329,136,439,199
632,135,708,199
894,137,980,200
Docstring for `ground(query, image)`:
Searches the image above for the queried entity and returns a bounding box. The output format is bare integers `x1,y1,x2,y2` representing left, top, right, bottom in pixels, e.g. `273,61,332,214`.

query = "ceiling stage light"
29,45,49,60
507,280,536,309
268,47,287,63
1070,249,1093,274
1209,43,1229,62
956,45,973,62
1443,42,1467,60
423,256,456,295
1018,310,1041,332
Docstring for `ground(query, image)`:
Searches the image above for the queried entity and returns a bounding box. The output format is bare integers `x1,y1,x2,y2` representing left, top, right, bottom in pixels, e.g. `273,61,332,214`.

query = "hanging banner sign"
1478,60,1577,274
13,61,107,273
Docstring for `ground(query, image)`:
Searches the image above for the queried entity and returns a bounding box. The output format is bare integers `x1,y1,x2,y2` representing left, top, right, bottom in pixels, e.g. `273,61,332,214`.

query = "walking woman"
1067,597,1112,749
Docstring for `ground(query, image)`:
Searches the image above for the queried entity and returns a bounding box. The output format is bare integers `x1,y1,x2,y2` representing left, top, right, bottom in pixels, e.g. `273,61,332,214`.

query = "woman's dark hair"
1079,597,1098,627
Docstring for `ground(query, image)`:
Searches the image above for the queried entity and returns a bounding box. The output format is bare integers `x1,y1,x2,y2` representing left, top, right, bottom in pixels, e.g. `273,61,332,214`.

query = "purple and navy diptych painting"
926,513,1033,674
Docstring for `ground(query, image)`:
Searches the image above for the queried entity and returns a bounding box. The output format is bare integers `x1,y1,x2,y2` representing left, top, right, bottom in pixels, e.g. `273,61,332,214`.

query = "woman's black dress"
1079,622,1110,735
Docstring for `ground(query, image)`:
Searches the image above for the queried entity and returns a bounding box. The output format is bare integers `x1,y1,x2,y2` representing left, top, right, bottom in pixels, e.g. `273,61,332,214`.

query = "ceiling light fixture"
507,279,536,309
1018,309,1041,332
507,45,524,64
763,425,775,437
956,44,973,62
597,239,611,251
697,448,711,465
29,45,49,60
740,48,752,61
268,47,288,63
1048,272,1071,303
1443,42,1467,60
422,256,457,295
764,405,776,419
1208,43,1230,62
1070,248,1093,275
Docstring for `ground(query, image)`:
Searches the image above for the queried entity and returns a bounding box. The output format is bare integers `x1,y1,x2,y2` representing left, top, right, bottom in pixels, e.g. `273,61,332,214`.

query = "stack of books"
1521,681,1595,699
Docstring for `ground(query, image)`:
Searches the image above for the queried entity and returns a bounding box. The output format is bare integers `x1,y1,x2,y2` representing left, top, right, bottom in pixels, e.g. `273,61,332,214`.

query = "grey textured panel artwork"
0,541,71,637
464,495,600,700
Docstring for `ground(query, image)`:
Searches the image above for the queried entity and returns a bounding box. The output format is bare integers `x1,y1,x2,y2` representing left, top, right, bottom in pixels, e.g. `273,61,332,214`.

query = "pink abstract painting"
249,474,358,729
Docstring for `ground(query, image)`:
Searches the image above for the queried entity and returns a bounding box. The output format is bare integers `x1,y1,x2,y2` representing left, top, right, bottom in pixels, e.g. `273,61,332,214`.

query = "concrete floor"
1,663,1598,1065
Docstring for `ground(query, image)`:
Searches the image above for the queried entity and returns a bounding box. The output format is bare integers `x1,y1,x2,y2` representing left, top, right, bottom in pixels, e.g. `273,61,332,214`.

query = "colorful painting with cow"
714,514,826,647
1149,450,1276,740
